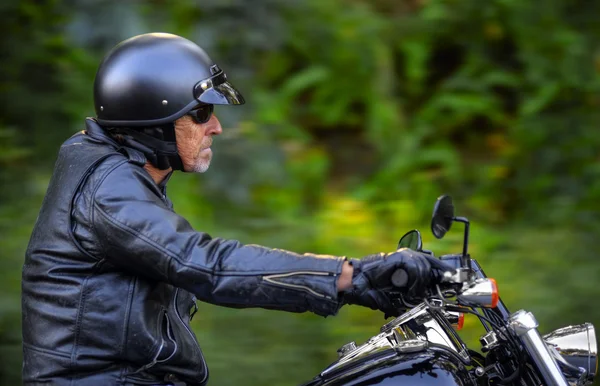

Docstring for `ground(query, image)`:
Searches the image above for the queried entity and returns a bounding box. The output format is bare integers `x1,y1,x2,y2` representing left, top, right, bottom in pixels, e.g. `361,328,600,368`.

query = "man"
21,33,447,385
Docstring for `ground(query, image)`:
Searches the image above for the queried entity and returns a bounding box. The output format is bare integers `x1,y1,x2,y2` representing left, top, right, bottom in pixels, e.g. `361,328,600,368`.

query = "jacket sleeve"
91,163,345,316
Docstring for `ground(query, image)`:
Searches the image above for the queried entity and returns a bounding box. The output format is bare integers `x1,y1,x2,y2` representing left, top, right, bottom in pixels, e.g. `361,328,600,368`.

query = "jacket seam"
23,342,71,358
89,161,188,282
120,276,136,357
95,203,338,278
69,153,125,261
91,162,343,280
89,158,130,258
69,260,105,379
70,274,91,376
94,205,191,282
94,203,344,276
90,158,130,199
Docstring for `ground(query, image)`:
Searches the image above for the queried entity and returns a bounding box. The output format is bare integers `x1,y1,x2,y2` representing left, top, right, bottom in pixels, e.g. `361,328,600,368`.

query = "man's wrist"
336,260,354,292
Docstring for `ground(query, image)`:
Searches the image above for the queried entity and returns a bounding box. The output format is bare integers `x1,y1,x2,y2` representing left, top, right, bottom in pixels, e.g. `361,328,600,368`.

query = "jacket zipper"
174,288,209,385
130,310,168,374
263,271,336,299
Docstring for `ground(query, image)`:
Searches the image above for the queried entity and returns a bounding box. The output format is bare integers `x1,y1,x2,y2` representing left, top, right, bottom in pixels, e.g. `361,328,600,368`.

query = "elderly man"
21,33,445,385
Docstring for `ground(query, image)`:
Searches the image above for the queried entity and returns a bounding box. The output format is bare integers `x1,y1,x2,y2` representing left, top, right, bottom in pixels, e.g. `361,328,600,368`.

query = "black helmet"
93,33,245,171
94,32,245,127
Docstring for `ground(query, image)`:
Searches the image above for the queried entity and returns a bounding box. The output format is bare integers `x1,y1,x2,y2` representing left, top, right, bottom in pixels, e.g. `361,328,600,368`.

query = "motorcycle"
301,195,597,386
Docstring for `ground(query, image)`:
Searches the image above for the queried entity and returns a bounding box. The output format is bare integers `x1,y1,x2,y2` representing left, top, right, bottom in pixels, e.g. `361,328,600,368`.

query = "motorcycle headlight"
544,323,597,384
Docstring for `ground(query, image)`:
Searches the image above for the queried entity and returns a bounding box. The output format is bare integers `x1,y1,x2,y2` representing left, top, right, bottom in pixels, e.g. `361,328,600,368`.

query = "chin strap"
108,124,184,171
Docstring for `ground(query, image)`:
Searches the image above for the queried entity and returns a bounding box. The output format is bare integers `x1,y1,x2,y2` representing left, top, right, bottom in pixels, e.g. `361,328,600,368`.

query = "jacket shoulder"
91,156,163,205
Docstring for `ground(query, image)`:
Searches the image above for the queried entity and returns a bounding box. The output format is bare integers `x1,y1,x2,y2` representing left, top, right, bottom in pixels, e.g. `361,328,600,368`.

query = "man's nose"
206,115,223,136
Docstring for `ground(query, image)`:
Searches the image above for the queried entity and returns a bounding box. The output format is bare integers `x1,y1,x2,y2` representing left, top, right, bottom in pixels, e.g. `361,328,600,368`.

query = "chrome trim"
509,310,569,386
320,331,397,377
337,342,357,358
509,309,539,335
480,330,499,351
548,349,589,386
381,303,465,356
442,309,460,326
544,323,597,385
322,303,466,377
323,306,430,376
442,268,472,284
456,278,495,307
421,310,463,355
381,303,429,333
394,339,428,353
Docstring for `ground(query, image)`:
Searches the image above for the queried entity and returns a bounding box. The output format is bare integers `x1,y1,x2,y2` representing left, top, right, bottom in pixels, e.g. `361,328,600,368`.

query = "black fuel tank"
302,348,476,386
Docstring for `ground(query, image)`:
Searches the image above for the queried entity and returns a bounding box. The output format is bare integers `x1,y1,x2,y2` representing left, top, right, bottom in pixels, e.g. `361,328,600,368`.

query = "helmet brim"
193,67,245,106
197,80,245,105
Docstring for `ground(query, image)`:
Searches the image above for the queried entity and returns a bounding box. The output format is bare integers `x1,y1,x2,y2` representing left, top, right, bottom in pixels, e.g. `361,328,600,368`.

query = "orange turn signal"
456,278,499,308
489,278,499,308
457,312,465,330
447,310,465,330
451,312,465,331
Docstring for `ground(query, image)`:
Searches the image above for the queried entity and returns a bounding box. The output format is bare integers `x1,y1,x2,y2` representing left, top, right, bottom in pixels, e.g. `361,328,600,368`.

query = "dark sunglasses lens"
190,105,213,123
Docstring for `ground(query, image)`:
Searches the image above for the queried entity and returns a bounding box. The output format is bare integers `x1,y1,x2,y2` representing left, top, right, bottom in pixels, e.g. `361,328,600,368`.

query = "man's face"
174,112,222,173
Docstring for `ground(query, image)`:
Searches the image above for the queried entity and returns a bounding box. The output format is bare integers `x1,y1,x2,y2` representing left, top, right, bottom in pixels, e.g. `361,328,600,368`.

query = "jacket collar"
84,117,173,189
84,118,120,148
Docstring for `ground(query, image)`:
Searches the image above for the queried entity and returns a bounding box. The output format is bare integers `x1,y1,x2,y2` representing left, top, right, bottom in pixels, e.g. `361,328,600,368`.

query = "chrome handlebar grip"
508,310,569,386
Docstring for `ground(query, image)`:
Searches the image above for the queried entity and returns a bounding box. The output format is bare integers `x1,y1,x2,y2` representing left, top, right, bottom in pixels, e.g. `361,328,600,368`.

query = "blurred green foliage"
1,0,600,384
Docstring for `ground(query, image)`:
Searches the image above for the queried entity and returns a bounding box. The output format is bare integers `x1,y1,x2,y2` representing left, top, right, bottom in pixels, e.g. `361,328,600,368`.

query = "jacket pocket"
145,288,208,385
129,308,177,374
171,288,208,382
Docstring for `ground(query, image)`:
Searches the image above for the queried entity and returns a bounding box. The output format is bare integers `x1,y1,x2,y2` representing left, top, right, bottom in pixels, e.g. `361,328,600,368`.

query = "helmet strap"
111,124,184,171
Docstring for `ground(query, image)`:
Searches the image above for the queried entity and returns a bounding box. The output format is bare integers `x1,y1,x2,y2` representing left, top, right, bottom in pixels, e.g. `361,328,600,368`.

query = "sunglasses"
187,104,214,124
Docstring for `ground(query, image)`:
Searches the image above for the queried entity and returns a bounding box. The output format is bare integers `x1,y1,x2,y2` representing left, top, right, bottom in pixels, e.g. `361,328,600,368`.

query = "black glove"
343,248,449,314
343,288,407,318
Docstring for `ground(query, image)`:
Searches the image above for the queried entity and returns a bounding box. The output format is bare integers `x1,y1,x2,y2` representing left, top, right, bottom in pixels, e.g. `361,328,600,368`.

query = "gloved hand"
343,288,407,318
342,248,451,315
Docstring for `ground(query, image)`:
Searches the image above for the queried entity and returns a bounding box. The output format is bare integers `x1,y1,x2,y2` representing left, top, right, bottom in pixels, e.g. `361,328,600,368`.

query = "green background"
1,0,599,384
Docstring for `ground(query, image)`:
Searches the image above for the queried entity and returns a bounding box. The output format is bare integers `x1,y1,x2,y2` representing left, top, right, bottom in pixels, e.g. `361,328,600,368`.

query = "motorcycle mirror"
431,195,454,239
397,230,423,251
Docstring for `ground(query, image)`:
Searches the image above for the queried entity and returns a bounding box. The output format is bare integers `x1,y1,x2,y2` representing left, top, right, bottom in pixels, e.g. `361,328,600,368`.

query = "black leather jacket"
22,119,345,385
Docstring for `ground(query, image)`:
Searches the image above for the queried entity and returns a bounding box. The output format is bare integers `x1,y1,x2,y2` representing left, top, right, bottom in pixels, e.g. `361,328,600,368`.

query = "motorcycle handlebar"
391,254,462,290
391,268,459,288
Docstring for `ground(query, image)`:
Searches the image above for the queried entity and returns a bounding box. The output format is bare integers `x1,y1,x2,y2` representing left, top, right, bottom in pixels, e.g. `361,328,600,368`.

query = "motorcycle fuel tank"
301,348,476,386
